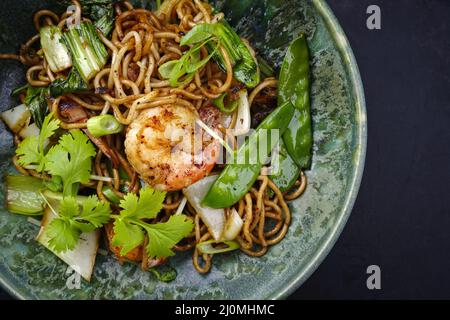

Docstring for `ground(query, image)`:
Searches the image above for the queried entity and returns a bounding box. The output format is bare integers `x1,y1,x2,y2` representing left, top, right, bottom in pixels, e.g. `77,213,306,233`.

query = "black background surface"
1,0,450,300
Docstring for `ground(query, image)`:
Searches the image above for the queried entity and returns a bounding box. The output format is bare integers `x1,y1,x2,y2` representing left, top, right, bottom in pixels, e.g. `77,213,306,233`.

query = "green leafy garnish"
212,92,239,113
49,68,88,97
45,130,96,197
11,83,30,97
15,113,60,172
112,187,194,259
158,38,220,87
149,264,177,282
24,86,51,128
46,195,111,252
180,20,260,88
43,175,63,192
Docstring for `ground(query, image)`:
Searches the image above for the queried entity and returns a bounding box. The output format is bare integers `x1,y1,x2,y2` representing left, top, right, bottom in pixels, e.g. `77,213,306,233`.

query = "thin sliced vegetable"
196,240,240,254
183,175,225,241
212,92,239,113
11,84,29,97
175,196,187,215
40,25,72,73
232,90,250,136
1,104,31,133
195,118,234,155
5,175,45,215
222,208,243,240
19,123,40,139
102,186,122,204
87,114,124,137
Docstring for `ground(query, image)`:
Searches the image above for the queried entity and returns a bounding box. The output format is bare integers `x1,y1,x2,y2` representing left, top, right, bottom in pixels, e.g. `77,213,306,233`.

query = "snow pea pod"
269,141,300,192
279,34,313,169
202,101,294,209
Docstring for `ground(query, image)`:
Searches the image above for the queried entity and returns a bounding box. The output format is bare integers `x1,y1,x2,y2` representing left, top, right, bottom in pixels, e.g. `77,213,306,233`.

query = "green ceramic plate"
0,0,366,299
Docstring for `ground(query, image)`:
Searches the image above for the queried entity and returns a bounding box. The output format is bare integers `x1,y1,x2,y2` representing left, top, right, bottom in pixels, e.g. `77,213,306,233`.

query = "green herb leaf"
43,175,63,192
24,86,50,128
119,187,167,220
46,217,81,253
46,195,112,252
158,38,220,87
180,23,216,46
112,187,194,259
15,113,60,172
112,218,145,255
45,130,96,197
143,214,194,258
11,84,30,97
77,195,111,231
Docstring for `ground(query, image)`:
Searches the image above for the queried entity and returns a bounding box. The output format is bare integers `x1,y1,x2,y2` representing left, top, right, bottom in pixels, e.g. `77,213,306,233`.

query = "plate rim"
0,0,367,300
269,0,368,300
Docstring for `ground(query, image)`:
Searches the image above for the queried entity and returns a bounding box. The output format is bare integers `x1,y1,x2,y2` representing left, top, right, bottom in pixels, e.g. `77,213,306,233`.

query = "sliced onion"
223,208,244,241
1,104,31,133
232,90,250,136
183,175,225,241
36,197,100,282
19,123,40,139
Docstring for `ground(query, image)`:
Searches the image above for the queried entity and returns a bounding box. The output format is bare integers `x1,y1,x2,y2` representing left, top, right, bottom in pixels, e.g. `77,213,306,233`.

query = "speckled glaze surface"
0,0,366,299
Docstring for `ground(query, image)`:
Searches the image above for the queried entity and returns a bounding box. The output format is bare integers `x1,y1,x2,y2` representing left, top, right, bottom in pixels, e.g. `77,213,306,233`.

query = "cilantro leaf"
46,195,112,252
144,215,194,259
112,218,145,256
46,218,81,253
59,196,79,219
45,130,96,197
119,187,166,220
15,113,60,172
112,187,194,259
77,195,111,230
43,175,63,192
16,136,41,167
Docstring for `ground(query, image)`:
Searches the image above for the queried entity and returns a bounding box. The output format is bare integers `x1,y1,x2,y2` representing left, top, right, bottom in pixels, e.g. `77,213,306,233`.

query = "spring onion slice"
102,186,122,204
196,240,240,255
87,114,123,137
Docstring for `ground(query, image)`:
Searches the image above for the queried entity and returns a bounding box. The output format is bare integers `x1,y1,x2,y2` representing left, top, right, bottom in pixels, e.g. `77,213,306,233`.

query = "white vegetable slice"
183,175,225,241
19,123,40,139
175,196,187,215
1,104,30,133
222,208,244,241
36,197,100,282
40,26,72,72
232,90,251,136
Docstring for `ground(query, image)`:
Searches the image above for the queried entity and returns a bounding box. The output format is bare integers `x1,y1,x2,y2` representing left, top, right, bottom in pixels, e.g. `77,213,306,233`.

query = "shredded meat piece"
127,62,140,82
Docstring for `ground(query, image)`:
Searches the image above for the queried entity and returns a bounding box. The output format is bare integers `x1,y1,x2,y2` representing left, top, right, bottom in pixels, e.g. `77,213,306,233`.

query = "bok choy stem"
63,21,108,81
5,175,46,215
40,26,72,73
